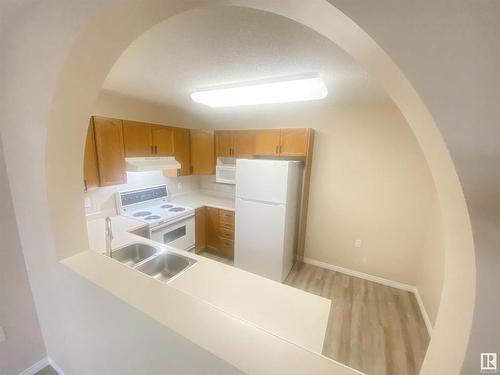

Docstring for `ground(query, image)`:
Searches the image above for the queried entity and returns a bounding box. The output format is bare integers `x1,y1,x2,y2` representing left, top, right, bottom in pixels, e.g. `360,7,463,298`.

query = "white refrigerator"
234,159,303,282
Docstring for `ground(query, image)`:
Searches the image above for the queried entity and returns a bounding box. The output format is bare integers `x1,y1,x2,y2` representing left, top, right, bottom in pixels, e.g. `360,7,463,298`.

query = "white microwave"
216,164,236,184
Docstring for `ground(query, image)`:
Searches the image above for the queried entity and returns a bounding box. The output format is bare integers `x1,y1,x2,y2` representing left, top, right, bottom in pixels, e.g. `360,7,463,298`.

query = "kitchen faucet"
105,217,113,258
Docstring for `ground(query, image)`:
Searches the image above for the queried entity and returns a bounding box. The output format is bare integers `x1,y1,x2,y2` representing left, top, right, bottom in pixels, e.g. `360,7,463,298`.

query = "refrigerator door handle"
237,197,285,206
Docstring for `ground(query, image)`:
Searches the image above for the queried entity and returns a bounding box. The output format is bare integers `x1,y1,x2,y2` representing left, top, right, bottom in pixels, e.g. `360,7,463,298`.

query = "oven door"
149,215,195,251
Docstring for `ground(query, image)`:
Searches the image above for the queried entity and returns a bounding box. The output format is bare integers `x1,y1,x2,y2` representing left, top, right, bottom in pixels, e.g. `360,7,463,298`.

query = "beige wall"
306,105,439,286
94,90,203,128
0,139,46,374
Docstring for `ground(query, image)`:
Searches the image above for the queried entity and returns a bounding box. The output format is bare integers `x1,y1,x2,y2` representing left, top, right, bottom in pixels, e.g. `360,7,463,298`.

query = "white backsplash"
199,175,236,196
84,171,200,215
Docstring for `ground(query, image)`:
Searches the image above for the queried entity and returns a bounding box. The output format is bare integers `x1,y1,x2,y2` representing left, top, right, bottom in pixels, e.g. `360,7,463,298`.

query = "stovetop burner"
145,215,161,220
133,211,152,217
169,207,185,212
161,204,173,209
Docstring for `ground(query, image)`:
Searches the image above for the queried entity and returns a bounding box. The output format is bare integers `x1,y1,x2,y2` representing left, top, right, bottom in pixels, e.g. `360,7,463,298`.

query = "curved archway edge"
45,1,475,373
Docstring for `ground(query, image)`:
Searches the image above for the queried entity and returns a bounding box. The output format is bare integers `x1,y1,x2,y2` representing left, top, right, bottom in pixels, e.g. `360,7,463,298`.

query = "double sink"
110,243,196,283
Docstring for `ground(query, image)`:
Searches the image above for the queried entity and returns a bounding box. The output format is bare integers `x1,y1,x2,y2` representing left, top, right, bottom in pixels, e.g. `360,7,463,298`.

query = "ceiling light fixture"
190,73,328,108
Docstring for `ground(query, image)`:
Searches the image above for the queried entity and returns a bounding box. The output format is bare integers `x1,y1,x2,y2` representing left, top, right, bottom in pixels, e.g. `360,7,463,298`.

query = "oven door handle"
149,213,194,234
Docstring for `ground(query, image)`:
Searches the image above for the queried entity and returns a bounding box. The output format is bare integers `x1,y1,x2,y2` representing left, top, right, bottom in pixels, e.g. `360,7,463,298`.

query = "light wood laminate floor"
285,262,430,375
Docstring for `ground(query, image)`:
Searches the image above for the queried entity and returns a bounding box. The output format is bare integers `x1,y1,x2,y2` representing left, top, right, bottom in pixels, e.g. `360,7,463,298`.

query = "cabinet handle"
279,145,282,154
150,145,154,155
275,145,278,154
84,179,88,192
154,145,158,154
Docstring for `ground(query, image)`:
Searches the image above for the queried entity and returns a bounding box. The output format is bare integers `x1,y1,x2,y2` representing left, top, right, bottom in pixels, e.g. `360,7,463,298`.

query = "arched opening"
46,1,475,374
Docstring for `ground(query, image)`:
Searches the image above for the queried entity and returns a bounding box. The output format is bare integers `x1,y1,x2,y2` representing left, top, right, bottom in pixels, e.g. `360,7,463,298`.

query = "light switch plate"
0,326,7,343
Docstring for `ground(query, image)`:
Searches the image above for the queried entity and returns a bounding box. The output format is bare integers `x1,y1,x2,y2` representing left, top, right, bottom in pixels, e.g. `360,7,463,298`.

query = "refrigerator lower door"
234,197,287,282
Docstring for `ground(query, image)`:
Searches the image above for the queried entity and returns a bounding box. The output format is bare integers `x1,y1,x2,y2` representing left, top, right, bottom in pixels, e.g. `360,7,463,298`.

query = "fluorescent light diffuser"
191,73,328,108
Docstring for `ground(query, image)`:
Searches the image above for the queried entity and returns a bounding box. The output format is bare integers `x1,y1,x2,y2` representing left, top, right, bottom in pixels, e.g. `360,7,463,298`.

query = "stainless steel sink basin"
111,243,159,267
136,252,196,282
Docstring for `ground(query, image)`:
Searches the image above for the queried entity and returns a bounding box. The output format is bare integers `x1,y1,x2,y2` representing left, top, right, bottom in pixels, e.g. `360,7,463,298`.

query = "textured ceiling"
103,6,389,125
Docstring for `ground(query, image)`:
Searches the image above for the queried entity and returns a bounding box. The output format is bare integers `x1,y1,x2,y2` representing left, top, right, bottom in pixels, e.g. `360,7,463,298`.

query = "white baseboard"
18,357,49,375
302,257,433,336
48,357,66,375
303,257,415,291
19,356,66,375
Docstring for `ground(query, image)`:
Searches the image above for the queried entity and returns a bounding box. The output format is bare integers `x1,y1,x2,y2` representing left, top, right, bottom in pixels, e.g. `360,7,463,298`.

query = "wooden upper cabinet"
83,119,100,191
255,129,281,156
93,116,127,186
233,130,256,158
190,129,215,175
122,120,153,157
215,131,233,157
279,128,310,156
172,127,190,176
151,126,174,156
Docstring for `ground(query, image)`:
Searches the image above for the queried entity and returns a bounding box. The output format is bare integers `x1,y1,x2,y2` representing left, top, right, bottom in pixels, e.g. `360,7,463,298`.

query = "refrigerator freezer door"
236,159,290,204
234,197,286,281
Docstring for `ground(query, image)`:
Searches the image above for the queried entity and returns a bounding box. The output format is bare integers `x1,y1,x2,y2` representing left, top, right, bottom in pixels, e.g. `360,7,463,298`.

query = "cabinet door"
122,120,153,157
217,237,234,259
215,130,233,157
255,130,281,155
190,130,215,174
83,119,100,191
206,207,219,249
279,128,310,156
172,127,191,176
195,207,207,252
93,117,127,186
151,126,174,156
233,130,256,158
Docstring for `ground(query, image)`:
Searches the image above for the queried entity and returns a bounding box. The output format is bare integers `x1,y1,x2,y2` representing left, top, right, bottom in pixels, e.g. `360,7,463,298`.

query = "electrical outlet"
354,239,362,248
0,326,6,343
177,182,183,191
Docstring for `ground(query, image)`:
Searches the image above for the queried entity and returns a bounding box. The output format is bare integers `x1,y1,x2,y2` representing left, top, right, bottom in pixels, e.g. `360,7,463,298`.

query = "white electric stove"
116,185,195,251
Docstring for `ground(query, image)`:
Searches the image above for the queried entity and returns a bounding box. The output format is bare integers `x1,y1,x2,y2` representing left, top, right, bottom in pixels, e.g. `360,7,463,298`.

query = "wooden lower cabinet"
206,207,219,250
195,207,207,252
195,206,234,259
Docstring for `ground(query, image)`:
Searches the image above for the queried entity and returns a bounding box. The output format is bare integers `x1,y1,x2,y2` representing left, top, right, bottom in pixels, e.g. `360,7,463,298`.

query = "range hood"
125,157,181,172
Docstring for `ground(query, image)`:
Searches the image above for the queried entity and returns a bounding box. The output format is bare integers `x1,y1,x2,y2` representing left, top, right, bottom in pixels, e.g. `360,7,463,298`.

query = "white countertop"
86,191,330,354
170,190,235,211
